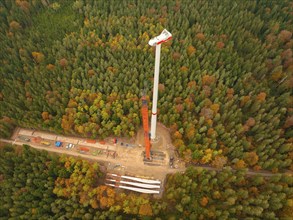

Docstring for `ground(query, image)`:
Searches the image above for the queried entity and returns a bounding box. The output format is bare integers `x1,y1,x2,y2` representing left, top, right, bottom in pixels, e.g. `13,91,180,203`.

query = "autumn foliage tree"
0,0,292,171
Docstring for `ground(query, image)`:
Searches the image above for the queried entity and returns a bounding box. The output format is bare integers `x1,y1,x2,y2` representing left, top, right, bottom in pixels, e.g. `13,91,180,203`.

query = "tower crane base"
142,150,166,166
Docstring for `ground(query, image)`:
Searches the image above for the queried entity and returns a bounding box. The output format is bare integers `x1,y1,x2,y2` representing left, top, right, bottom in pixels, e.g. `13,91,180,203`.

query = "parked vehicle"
31,136,42,143
86,139,96,144
55,141,62,147
40,141,50,146
79,147,89,152
18,136,30,142
66,143,75,149
99,140,106,145
169,157,174,168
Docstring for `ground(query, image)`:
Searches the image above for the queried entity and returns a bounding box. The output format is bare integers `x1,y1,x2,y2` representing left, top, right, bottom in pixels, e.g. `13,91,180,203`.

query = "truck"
41,141,50,146
32,137,42,143
79,147,89,152
86,139,96,144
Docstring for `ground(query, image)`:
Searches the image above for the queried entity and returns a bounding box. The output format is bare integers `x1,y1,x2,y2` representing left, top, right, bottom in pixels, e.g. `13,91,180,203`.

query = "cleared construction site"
11,124,184,195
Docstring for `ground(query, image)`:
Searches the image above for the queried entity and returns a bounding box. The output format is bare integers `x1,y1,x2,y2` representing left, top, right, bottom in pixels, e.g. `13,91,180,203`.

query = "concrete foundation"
150,135,163,149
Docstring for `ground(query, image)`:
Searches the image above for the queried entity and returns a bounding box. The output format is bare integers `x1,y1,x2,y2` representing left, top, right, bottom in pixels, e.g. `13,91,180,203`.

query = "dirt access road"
6,124,184,183
2,125,292,180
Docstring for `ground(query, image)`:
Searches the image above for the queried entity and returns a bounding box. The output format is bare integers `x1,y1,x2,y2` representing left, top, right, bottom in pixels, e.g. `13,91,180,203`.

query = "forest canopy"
0,0,292,171
0,144,292,219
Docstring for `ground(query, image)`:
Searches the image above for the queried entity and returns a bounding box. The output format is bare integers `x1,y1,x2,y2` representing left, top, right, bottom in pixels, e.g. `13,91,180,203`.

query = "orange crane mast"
141,96,151,160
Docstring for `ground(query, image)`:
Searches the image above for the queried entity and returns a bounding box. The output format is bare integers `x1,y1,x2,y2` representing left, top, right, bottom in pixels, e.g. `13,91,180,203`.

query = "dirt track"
5,124,184,182
1,125,292,181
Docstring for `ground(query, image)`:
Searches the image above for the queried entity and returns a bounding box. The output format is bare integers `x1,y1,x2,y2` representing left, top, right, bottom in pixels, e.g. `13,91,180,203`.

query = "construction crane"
141,95,151,160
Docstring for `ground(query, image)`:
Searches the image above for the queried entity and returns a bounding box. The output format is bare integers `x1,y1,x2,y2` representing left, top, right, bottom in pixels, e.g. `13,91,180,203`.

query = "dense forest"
0,145,292,219
0,0,292,172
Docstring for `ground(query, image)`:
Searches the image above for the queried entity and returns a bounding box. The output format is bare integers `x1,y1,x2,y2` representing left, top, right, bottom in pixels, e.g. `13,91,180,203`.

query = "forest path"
1,137,292,179
2,137,292,179
1,126,292,180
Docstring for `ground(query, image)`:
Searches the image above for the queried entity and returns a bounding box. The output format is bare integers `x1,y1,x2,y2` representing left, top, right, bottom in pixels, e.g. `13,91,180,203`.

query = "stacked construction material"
105,173,161,194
